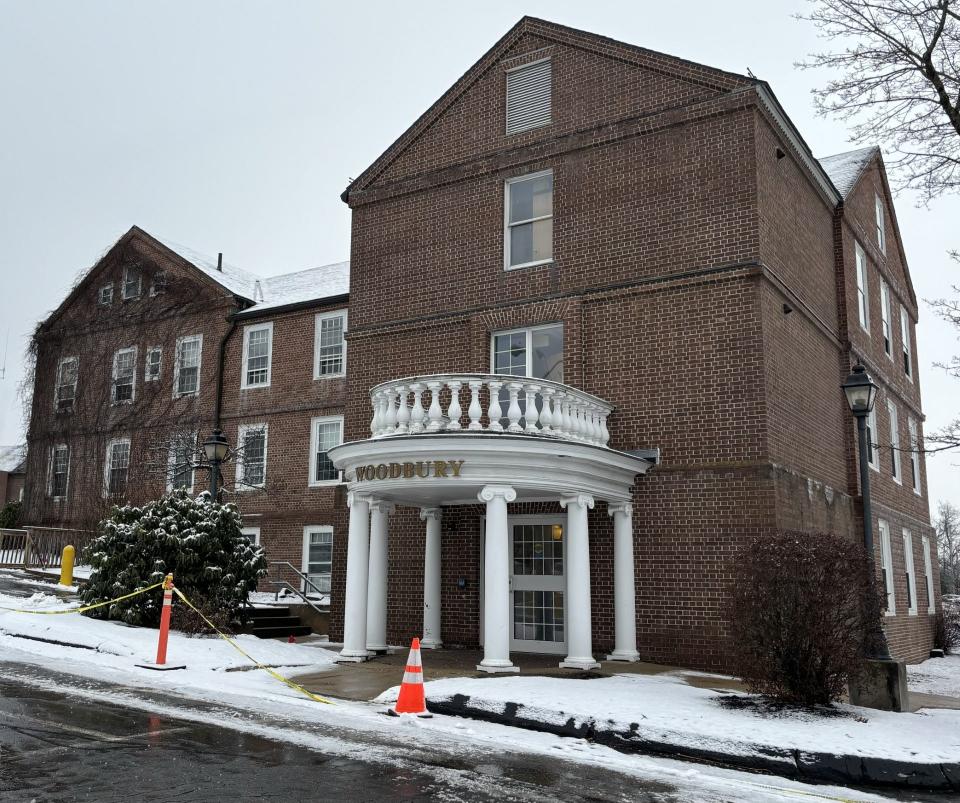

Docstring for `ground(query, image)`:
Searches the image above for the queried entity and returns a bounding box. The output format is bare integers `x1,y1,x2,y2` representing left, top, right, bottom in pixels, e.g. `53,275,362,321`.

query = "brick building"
23,17,937,672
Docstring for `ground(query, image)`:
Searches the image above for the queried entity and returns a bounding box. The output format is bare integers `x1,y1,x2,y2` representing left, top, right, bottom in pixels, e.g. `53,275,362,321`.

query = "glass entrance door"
509,519,566,654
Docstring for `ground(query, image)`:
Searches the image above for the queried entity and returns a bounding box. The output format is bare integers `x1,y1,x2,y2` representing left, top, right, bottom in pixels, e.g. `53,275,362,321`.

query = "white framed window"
47,444,70,500
241,526,261,546
875,193,886,254
900,305,912,380
145,347,162,382
908,416,921,495
149,271,167,296
174,335,202,397
236,423,268,489
54,356,78,413
855,241,869,331
167,432,197,493
122,266,141,299
309,415,343,486
111,347,137,404
241,322,273,389
878,519,895,615
866,405,879,471
302,526,333,596
491,323,563,381
505,170,553,270
314,310,347,378
903,529,917,615
922,535,935,614
104,438,131,497
887,399,901,483
98,284,114,306
505,57,552,135
880,281,892,359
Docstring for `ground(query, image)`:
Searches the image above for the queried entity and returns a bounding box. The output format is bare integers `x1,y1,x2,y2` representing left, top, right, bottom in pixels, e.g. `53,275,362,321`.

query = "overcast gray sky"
1,0,957,514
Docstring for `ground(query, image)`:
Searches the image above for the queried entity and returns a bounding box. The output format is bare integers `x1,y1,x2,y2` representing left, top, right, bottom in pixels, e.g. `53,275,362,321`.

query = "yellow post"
60,545,75,587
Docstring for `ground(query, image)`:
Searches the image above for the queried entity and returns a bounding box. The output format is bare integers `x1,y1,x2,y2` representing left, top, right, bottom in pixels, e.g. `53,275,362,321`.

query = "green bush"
80,490,266,628
0,500,21,529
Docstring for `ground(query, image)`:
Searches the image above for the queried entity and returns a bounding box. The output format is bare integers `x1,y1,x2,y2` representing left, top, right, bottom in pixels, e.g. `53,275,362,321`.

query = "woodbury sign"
354,460,465,482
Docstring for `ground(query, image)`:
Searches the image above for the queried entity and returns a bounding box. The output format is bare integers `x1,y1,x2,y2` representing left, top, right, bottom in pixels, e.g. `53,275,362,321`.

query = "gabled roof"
154,235,263,300
342,16,756,203
818,146,880,198
236,262,350,317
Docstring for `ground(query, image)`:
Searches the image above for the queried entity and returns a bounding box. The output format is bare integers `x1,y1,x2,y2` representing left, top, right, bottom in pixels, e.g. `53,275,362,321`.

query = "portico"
328,374,657,672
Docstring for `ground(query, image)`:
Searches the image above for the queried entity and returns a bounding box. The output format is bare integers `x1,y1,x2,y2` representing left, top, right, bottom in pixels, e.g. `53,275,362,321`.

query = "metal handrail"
266,580,327,615
268,560,328,597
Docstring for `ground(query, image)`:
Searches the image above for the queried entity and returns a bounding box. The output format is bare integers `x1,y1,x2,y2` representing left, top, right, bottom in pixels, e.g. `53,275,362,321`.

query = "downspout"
213,308,240,432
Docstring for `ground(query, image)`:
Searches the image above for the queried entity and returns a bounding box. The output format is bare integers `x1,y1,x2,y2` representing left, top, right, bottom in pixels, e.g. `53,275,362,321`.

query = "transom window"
104,438,131,497
505,170,553,270
236,424,268,489
242,322,273,388
303,527,333,595
112,347,137,404
55,356,78,413
123,266,142,300
855,242,869,331
310,416,343,485
168,432,197,492
145,347,162,382
314,310,347,378
49,444,69,499
174,335,202,397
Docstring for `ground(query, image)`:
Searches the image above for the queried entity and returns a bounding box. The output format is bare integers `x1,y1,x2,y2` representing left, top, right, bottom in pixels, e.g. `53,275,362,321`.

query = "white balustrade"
368,374,614,447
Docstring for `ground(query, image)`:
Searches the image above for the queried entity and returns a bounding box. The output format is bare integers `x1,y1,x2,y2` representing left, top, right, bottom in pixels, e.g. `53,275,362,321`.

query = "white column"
477,485,519,673
339,493,371,662
560,493,600,670
366,500,394,653
421,507,443,649
606,502,640,662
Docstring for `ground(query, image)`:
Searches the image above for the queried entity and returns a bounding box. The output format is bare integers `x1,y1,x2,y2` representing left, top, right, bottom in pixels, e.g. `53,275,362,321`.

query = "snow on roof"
152,234,348,313
818,146,879,198
0,445,25,474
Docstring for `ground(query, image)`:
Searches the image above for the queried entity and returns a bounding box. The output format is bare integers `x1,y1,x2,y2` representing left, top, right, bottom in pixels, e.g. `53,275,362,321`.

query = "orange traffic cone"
388,637,432,717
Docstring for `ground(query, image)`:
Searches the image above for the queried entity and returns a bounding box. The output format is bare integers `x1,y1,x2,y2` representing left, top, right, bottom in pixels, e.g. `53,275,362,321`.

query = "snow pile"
908,654,960,698
411,671,960,764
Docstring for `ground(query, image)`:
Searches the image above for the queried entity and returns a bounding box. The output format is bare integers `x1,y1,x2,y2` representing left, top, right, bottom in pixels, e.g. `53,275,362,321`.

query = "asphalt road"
0,664,679,803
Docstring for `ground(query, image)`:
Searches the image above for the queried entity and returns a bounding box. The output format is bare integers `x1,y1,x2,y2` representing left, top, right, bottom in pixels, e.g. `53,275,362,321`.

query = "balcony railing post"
395,385,410,434
539,386,554,434
523,383,541,434
425,381,444,432
370,391,382,436
487,381,504,432
467,381,483,430
409,383,426,434
506,382,524,433
446,381,463,431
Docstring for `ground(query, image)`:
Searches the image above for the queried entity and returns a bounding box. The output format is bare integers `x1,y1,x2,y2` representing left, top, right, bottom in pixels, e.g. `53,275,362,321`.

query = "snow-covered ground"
0,585,903,802
907,653,960,698
404,671,960,765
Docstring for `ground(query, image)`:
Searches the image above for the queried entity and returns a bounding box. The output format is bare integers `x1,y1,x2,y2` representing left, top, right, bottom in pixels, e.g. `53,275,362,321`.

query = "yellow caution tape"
0,581,165,615
172,587,333,705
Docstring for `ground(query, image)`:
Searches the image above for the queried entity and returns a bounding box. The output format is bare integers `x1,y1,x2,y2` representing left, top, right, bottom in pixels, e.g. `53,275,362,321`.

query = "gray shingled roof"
818,146,879,198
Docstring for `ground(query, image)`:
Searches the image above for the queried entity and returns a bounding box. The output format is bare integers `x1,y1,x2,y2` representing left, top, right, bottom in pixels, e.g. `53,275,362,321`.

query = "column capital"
607,501,633,518
347,492,371,508
560,493,595,511
420,507,443,521
478,485,517,504
369,500,396,515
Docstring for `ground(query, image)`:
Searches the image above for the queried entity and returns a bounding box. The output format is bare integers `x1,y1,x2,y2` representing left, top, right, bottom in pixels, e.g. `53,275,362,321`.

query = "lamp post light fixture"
841,361,892,661
202,428,231,500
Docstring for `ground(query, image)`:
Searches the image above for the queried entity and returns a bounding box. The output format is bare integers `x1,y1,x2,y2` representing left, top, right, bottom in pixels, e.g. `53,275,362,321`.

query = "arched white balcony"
368,374,613,448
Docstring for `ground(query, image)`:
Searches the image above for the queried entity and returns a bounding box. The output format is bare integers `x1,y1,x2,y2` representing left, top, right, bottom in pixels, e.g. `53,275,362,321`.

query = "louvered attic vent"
505,59,552,135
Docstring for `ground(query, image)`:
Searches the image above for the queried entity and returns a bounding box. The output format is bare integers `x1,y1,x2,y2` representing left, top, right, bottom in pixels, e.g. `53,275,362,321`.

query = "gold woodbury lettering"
354,459,466,481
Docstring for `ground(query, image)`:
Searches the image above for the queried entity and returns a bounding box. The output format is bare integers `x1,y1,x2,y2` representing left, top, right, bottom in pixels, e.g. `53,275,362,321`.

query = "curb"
426,693,960,792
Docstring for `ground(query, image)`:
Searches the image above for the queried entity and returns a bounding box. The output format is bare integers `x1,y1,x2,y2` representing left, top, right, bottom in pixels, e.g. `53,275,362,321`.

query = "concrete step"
251,624,313,639
246,606,292,619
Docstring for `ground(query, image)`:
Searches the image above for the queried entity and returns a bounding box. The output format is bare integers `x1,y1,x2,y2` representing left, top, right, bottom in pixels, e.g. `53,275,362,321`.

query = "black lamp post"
841,361,892,660
202,429,230,500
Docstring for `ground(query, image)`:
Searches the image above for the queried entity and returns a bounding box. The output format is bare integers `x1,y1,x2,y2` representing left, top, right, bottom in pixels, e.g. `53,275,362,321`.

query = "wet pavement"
0,661,680,803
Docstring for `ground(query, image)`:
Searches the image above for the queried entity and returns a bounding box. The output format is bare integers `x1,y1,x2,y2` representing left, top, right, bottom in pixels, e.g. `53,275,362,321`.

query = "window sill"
884,610,896,617
908,609,918,617
868,462,880,473
111,400,134,407
235,485,266,494
313,373,346,381
174,392,200,399
309,479,343,489
505,259,553,272
241,383,272,391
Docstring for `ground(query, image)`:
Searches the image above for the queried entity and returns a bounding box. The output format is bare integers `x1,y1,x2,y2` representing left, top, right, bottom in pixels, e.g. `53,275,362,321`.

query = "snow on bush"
79,490,266,628
729,530,882,706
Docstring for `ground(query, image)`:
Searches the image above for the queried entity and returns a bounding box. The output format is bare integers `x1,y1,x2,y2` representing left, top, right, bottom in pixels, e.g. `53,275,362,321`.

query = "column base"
366,645,389,655
605,650,641,662
420,639,443,650
560,658,601,670
336,649,373,663
476,660,519,674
